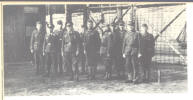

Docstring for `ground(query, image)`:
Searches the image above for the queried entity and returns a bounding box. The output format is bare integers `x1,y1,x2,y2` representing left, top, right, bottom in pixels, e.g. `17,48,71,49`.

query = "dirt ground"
4,62,187,95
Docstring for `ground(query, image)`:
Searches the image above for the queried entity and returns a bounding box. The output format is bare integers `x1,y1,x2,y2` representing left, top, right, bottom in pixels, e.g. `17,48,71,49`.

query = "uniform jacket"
43,34,52,53
30,29,44,53
79,32,85,54
139,33,155,58
63,30,80,55
84,29,101,57
122,31,139,56
100,31,112,56
52,29,63,53
109,29,125,57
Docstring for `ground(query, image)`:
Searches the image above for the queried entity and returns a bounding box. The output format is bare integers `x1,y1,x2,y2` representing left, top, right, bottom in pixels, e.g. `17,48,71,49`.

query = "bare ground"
4,62,187,95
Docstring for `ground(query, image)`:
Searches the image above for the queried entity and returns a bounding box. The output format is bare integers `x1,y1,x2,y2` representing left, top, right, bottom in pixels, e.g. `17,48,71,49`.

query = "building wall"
4,6,25,62
4,5,46,63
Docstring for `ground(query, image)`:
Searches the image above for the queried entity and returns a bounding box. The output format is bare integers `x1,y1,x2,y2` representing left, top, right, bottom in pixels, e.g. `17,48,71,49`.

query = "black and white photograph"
3,3,187,95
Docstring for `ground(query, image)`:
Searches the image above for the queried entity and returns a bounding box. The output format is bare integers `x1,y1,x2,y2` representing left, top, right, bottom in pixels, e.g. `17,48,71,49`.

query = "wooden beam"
89,15,103,33
154,9,185,41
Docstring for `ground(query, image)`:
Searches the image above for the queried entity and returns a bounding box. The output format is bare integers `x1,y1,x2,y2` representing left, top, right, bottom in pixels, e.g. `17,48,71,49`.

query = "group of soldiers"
30,19,155,84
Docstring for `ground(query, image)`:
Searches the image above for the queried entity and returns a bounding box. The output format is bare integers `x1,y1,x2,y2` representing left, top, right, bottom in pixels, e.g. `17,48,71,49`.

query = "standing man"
63,22,80,81
84,20,101,80
139,24,155,83
52,20,64,75
78,25,86,74
117,21,127,78
110,21,125,79
101,24,113,80
30,21,44,75
122,21,139,83
43,27,53,77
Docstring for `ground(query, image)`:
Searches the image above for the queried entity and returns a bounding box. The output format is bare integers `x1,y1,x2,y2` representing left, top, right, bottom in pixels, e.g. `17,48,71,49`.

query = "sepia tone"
3,3,187,95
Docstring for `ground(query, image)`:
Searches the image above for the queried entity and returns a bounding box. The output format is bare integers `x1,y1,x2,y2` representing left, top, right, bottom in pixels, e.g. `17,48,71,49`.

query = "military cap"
66,22,73,26
142,23,148,29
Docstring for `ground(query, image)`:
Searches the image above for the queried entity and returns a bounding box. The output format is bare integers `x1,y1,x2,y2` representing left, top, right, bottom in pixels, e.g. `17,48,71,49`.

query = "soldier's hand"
31,49,33,53
123,54,126,58
138,53,142,58
84,50,86,54
76,51,79,56
107,53,110,57
43,52,45,56
61,52,64,57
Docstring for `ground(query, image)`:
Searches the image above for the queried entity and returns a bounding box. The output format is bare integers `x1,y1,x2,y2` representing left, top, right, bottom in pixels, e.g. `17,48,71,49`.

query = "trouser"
140,56,152,81
88,65,97,80
104,56,113,76
86,54,98,80
45,52,52,76
64,52,79,80
112,55,125,77
53,52,63,74
78,52,86,73
34,51,42,74
125,55,138,81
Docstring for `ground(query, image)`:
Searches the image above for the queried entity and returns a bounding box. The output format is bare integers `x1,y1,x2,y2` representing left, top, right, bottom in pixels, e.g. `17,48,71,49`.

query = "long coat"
139,33,155,58
109,29,125,57
84,29,101,66
52,29,63,53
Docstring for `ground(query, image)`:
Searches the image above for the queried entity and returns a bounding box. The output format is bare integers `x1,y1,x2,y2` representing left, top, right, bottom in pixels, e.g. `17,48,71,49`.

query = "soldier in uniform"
117,21,126,78
122,22,139,83
78,25,86,74
84,20,101,80
43,27,53,77
110,21,125,79
52,20,64,75
139,24,155,83
63,22,80,81
30,21,44,75
101,24,113,80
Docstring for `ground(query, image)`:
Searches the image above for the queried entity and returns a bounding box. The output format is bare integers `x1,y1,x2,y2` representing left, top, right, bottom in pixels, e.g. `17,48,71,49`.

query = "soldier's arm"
30,31,34,53
76,32,81,55
107,34,111,56
42,34,47,55
96,31,101,52
150,34,155,56
61,32,64,56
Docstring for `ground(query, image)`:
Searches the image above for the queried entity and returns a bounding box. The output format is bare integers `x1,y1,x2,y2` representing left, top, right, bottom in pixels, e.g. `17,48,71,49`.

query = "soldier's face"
87,22,93,29
66,25,73,31
141,27,147,35
36,24,42,30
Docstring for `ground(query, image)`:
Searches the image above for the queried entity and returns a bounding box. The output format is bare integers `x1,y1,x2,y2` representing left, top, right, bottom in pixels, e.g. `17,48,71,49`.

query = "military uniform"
78,32,86,73
84,29,101,80
139,32,155,82
122,31,139,82
43,34,53,76
30,28,44,74
110,29,125,78
101,30,113,80
63,30,80,80
52,29,64,74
